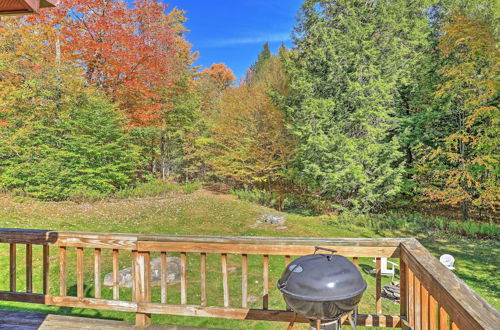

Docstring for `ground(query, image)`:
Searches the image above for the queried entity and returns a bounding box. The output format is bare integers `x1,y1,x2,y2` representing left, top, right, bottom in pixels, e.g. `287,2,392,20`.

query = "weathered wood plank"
422,285,429,330
59,246,66,296
263,255,269,310
137,241,399,257
401,239,500,330
180,252,187,305
400,259,407,318
113,249,119,300
134,251,151,326
161,252,167,304
0,292,137,312
242,254,248,309
408,268,415,328
137,303,401,327
0,309,136,329
221,253,229,307
77,247,84,298
0,228,407,248
43,245,50,295
131,251,137,301
136,234,407,247
0,229,138,249
415,276,421,330
376,257,382,315
200,252,206,306
9,243,16,292
429,294,437,330
439,305,448,330
94,248,101,299
26,244,32,293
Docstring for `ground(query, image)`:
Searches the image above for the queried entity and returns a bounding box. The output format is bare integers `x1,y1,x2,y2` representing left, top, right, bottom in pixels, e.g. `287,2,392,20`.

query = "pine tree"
249,42,272,80
285,0,434,212
0,19,137,200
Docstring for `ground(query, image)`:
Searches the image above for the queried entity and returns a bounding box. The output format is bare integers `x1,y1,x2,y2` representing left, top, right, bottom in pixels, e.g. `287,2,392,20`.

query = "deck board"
0,310,217,329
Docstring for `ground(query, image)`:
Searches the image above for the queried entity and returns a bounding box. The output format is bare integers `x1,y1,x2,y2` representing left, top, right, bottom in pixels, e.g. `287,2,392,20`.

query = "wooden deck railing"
0,228,498,329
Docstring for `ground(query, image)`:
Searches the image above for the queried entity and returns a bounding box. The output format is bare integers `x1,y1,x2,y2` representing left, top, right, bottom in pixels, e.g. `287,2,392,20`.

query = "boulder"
260,214,285,226
104,256,181,288
382,281,400,301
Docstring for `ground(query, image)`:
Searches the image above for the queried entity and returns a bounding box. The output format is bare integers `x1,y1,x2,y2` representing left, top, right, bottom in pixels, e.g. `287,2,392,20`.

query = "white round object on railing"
440,254,455,270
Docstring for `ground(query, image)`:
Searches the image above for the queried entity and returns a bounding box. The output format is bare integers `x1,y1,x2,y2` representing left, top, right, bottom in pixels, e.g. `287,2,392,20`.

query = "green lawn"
0,189,497,329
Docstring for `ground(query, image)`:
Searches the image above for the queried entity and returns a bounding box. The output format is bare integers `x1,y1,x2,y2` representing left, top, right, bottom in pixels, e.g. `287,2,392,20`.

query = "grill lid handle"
314,247,338,254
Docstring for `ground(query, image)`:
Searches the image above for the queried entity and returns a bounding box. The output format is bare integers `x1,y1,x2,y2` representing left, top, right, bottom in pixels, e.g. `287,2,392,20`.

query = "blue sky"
166,0,303,79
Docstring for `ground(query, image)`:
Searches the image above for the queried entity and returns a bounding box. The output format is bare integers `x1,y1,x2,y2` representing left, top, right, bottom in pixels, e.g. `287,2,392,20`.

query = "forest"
0,0,498,222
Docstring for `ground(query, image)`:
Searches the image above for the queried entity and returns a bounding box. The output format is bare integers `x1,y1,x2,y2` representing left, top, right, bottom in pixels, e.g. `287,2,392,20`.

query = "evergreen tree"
0,20,137,200
285,0,434,212
249,42,272,80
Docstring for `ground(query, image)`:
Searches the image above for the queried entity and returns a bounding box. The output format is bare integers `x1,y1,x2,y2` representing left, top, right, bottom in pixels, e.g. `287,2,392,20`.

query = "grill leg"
309,320,341,330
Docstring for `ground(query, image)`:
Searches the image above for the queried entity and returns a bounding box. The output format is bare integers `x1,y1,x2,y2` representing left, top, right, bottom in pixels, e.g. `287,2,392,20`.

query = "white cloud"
202,32,291,47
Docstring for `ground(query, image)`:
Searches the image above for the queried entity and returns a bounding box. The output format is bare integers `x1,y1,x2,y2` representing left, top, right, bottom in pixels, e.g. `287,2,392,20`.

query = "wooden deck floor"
0,310,216,329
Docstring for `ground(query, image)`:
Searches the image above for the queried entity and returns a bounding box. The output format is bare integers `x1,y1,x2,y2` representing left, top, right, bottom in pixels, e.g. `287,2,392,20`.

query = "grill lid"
277,251,366,301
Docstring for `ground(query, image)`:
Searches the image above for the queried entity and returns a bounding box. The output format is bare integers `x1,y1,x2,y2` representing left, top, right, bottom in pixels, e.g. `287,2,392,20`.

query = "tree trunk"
461,199,470,221
160,134,166,179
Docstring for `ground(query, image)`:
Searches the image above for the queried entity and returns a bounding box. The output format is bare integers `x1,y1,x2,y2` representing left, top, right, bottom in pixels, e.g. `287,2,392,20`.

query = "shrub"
0,65,137,201
230,188,323,216
115,180,180,199
181,181,201,194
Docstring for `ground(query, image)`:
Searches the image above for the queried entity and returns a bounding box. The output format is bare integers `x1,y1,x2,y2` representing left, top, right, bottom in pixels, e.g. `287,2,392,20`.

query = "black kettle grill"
277,247,366,330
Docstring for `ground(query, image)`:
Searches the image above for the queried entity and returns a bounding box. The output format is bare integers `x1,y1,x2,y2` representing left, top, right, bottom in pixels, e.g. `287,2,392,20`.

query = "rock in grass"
104,256,181,288
382,282,400,301
261,214,285,226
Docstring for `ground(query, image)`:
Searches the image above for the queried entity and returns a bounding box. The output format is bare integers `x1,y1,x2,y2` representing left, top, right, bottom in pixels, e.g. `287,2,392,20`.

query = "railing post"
400,258,407,326
134,250,151,326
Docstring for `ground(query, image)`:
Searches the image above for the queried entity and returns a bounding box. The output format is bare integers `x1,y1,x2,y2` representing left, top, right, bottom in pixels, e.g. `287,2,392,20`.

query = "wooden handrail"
401,238,500,330
0,228,497,329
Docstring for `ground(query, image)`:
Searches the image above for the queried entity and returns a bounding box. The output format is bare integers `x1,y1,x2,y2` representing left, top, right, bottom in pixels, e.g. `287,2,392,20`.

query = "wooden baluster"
375,257,382,314
25,244,32,293
421,285,429,330
285,255,291,311
241,254,248,308
439,306,448,330
59,246,67,296
180,252,187,305
353,257,359,267
134,251,151,326
131,251,137,301
200,253,207,306
450,321,458,330
408,268,415,328
429,295,437,330
414,276,422,330
161,252,167,304
112,249,119,300
9,243,16,292
263,254,269,310
77,247,84,298
400,259,407,318
94,248,101,299
42,245,50,295
221,253,229,307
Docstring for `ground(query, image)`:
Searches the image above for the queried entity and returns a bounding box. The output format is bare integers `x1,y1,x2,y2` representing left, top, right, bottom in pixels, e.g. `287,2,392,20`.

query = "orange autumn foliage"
33,0,195,127
418,11,499,218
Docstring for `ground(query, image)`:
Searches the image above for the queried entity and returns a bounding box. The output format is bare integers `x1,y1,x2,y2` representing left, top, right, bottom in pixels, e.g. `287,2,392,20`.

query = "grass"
0,188,497,329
